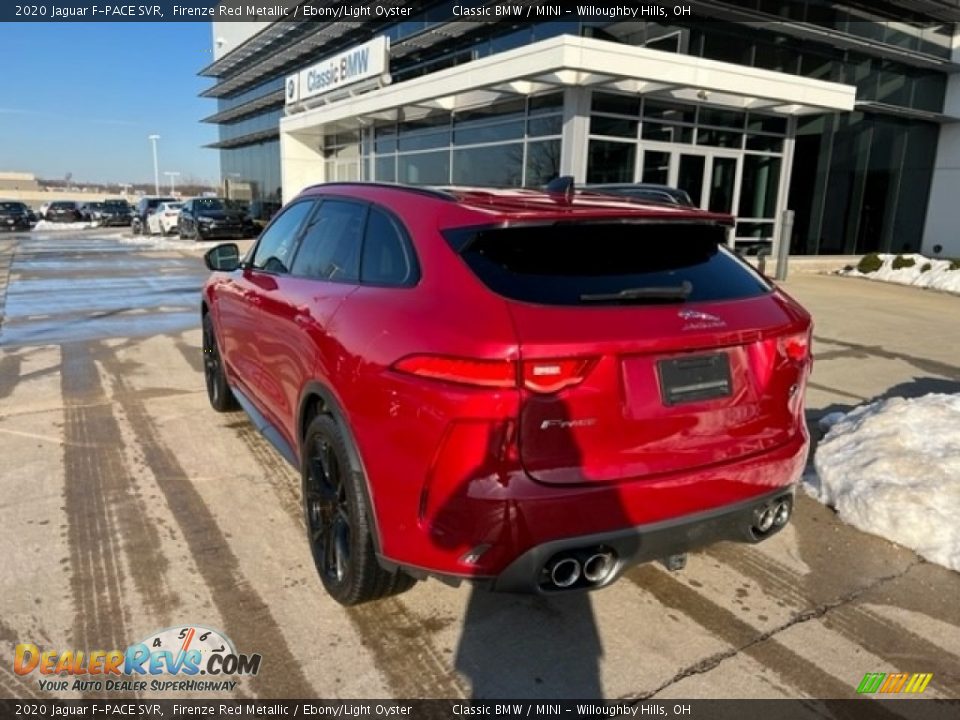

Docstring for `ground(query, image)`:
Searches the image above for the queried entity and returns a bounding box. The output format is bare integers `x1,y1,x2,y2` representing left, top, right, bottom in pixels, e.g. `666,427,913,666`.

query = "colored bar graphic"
858,672,932,694
857,673,886,694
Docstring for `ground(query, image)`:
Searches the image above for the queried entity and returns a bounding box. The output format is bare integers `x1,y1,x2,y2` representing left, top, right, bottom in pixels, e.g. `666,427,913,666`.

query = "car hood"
198,211,243,222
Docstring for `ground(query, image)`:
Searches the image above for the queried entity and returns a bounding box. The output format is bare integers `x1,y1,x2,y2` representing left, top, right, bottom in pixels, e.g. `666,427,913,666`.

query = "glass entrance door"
640,146,741,215
677,154,706,207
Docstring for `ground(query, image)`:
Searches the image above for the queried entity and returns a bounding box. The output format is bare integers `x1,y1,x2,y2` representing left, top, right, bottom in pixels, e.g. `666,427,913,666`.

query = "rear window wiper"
579,281,692,303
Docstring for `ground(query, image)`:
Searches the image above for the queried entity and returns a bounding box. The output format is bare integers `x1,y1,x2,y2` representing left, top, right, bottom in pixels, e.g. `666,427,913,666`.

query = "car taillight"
393,355,516,389
779,331,811,364
392,355,596,393
521,358,596,393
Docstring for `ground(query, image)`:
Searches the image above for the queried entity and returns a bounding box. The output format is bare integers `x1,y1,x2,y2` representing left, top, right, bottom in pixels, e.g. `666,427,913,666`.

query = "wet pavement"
1,231,959,701
0,232,207,346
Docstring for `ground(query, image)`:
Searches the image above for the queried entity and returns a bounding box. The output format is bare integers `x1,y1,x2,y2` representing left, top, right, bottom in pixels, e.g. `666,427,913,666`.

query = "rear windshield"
0,202,25,212
446,222,770,306
103,200,129,209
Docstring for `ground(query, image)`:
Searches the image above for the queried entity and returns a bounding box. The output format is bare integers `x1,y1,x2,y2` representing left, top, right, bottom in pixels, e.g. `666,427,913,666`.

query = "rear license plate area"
658,353,732,406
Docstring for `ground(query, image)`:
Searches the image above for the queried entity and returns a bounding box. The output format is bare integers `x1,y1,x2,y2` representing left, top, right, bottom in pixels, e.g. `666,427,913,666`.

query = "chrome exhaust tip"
753,504,776,534
582,552,615,584
549,557,581,588
773,500,791,527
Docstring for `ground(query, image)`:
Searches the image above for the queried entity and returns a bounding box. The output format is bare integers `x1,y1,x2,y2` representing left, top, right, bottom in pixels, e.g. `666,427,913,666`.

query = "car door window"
290,200,366,282
361,208,416,285
251,201,315,274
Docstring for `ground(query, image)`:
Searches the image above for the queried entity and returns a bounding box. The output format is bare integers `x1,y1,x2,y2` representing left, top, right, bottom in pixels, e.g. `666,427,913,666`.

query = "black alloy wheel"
201,313,238,412
301,415,416,605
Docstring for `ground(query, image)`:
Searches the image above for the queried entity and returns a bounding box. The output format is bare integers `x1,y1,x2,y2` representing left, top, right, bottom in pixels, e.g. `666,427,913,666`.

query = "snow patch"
117,234,201,251
32,220,98,231
840,253,960,295
809,394,960,571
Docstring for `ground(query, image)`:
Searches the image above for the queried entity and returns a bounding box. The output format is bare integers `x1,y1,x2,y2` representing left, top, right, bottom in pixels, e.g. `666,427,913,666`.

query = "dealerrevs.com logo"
14,625,260,693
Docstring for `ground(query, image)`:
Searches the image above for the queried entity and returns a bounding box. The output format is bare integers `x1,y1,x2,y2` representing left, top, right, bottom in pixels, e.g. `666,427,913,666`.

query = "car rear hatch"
447,220,811,486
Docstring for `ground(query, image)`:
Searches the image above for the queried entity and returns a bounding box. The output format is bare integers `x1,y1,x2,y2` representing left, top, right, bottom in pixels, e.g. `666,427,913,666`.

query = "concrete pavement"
1,233,958,701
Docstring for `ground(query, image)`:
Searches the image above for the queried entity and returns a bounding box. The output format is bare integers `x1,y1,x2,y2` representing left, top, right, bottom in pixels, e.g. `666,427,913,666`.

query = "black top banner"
3,0,960,23
3,699,960,720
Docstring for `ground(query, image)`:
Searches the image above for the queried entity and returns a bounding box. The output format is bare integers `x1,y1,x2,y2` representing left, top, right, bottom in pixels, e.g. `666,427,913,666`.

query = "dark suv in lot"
100,198,134,227
178,197,251,241
201,182,812,605
45,201,84,223
0,201,33,231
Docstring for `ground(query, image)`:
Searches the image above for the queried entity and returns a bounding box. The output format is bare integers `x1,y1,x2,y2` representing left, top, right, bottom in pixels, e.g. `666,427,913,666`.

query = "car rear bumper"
491,486,795,593
381,431,808,590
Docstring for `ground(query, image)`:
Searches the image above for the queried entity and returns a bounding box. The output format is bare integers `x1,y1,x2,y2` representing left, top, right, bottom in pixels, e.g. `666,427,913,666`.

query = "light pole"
148,134,160,195
164,171,180,196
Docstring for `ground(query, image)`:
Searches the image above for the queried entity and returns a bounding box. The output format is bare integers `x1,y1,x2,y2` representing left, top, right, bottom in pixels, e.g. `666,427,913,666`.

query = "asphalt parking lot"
1,229,958,701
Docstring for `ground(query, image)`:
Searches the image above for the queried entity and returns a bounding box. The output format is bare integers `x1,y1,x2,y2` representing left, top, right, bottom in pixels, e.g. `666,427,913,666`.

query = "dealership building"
202,3,960,257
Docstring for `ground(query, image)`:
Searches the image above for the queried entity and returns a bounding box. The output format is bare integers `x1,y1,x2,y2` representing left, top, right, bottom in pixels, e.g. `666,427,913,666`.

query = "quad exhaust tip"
549,557,581,588
582,552,616,584
752,497,792,537
544,548,619,590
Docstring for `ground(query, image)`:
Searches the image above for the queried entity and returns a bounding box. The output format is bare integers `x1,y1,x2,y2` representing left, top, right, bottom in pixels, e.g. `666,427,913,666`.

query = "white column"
279,124,326,204
922,29,960,257
560,87,591,182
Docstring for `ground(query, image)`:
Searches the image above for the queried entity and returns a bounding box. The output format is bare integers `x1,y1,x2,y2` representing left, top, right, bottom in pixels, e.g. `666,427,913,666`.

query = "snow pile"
118,234,200,251
32,220,98,231
841,253,960,294
810,394,960,571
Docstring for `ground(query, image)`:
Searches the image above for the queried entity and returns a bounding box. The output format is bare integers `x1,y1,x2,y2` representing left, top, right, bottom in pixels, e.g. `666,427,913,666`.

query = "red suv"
201,182,812,605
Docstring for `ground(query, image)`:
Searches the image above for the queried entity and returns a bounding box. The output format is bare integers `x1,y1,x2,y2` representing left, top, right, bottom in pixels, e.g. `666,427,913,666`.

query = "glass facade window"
367,94,563,187
642,123,693,144
525,139,562,187
739,155,781,219
398,151,450,185
590,116,638,138
696,129,742,148
788,112,939,255
208,14,951,256
452,144,524,186
587,140,636,183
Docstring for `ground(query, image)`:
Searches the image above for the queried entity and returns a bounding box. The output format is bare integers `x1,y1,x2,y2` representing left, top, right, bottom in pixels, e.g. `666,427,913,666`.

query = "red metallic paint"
203,184,812,583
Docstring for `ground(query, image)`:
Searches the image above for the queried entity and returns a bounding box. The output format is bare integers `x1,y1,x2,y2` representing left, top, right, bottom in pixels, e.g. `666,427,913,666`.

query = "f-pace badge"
678,308,726,329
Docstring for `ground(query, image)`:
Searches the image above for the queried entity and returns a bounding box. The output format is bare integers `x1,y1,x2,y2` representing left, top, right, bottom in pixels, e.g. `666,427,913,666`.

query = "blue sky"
0,22,221,185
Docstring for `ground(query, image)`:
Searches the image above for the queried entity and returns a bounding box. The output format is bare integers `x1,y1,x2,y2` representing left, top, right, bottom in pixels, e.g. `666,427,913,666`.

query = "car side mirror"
204,243,241,272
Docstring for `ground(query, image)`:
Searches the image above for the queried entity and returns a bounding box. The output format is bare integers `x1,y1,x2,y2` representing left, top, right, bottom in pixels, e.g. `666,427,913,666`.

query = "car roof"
298,182,731,224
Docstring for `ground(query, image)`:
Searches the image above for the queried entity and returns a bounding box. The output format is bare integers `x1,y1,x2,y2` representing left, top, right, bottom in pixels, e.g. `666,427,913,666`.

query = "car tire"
301,415,417,606
202,313,238,413
132,219,141,235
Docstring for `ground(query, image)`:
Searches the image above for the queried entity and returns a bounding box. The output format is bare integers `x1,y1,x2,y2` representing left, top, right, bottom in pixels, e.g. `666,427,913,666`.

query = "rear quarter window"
445,222,770,306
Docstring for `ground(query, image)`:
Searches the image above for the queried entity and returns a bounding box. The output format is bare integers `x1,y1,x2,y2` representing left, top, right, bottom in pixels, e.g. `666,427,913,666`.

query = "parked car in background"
200,180,812,605
79,201,105,225
179,197,250,241
0,200,33,231
584,183,695,206
100,199,134,227
45,201,85,223
245,200,281,231
146,201,183,236
132,196,175,235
